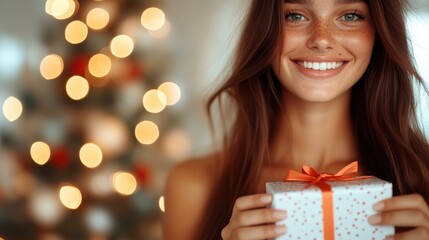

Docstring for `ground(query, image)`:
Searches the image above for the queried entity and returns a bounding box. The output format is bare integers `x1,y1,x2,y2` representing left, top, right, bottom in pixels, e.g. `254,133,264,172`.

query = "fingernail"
373,202,385,211
274,225,287,234
260,195,272,203
368,214,382,224
273,210,287,219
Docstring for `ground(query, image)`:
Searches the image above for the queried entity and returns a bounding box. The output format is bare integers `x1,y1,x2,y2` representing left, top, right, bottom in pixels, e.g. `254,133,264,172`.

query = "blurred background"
0,0,428,239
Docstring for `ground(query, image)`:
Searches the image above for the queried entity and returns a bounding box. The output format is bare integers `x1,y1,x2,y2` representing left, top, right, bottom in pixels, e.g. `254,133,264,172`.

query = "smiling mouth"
297,61,345,71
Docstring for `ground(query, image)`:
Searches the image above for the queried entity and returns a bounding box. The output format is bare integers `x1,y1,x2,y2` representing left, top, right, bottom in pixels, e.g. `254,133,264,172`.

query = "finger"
230,208,287,227
221,225,232,240
391,227,429,240
230,224,287,240
374,194,429,216
232,194,272,215
368,209,429,228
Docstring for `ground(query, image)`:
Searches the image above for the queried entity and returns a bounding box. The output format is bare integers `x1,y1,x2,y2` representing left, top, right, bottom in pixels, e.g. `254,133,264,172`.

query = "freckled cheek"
340,30,375,58
282,30,308,52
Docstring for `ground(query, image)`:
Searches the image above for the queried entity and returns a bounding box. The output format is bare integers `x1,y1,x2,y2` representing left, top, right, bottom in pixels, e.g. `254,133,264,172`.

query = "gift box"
266,162,394,240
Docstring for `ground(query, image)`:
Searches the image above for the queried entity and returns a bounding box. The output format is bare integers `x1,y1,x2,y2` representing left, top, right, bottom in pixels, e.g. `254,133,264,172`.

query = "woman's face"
272,0,375,103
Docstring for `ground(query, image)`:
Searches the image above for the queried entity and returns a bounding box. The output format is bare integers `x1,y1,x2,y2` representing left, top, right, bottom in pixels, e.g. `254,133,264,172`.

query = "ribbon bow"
284,161,371,240
285,161,369,187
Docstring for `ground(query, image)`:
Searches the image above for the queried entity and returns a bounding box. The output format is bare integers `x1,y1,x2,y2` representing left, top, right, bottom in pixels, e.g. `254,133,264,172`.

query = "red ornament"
68,54,90,77
50,146,70,170
134,165,151,185
127,61,143,79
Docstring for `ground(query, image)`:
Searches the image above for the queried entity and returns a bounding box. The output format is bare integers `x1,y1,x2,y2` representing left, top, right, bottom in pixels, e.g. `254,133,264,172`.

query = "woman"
164,0,429,239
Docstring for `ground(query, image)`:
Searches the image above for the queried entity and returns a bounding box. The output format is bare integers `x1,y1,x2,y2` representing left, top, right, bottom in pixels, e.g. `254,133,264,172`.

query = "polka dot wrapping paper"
266,177,394,240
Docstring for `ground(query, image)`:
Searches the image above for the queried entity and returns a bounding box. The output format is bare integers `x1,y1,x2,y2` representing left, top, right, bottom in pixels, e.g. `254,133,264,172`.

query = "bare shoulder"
163,153,220,240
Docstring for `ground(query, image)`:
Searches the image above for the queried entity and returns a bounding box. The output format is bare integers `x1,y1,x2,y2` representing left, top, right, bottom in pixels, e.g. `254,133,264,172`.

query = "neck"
270,90,359,171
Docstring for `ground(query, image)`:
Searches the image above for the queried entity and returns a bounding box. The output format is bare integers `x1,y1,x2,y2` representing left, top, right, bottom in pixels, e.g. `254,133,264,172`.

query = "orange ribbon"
284,161,372,240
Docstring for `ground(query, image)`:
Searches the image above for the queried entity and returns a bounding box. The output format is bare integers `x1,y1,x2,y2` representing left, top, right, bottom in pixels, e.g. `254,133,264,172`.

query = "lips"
297,61,345,71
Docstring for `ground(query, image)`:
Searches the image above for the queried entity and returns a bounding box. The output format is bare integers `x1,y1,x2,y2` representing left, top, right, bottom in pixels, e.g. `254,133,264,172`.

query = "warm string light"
59,185,82,209
66,76,90,100
143,89,167,113
2,96,23,122
88,53,112,78
159,196,165,212
65,20,88,44
40,54,64,80
141,7,165,31
45,0,78,20
110,35,134,58
86,8,110,30
30,141,51,165
79,143,103,168
112,171,137,196
135,120,159,145
158,82,181,106
46,0,69,18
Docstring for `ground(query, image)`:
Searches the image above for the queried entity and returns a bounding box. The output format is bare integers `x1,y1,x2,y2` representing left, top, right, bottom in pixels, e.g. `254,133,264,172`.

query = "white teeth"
300,61,344,71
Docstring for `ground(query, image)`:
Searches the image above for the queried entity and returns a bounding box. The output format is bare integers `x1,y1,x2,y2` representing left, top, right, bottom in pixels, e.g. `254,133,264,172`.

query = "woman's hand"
368,194,429,240
221,193,287,240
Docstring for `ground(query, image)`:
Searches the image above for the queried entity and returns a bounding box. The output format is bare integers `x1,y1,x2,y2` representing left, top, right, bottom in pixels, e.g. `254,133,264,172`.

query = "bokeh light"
28,188,65,227
50,0,78,20
88,53,111,78
158,82,181,105
110,35,134,58
159,196,165,212
112,171,137,196
46,0,70,17
86,8,110,30
59,185,82,209
135,120,159,145
143,89,167,113
30,141,51,165
84,207,113,234
40,54,64,80
79,143,103,168
141,7,165,31
65,20,88,44
85,112,130,158
66,75,90,100
45,0,56,15
89,169,114,197
2,96,23,122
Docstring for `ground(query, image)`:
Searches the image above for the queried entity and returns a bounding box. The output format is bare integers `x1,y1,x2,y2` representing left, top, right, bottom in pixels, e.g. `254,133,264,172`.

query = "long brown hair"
198,0,429,238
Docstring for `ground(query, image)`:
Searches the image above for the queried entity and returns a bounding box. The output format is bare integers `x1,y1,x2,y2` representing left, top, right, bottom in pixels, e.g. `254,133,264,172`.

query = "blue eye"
286,13,306,22
340,13,362,22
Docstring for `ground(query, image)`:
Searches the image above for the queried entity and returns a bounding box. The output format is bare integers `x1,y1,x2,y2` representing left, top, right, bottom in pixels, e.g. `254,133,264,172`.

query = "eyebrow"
284,0,365,4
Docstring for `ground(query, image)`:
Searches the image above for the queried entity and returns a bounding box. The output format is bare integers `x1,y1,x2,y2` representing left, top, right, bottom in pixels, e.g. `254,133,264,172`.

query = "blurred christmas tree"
0,0,192,239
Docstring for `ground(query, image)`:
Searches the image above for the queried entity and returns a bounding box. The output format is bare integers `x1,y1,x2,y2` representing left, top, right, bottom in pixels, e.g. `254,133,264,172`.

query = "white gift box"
266,177,394,240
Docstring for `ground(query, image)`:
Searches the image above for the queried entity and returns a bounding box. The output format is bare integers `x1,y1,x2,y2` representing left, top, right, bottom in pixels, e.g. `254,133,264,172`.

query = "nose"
306,20,336,51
